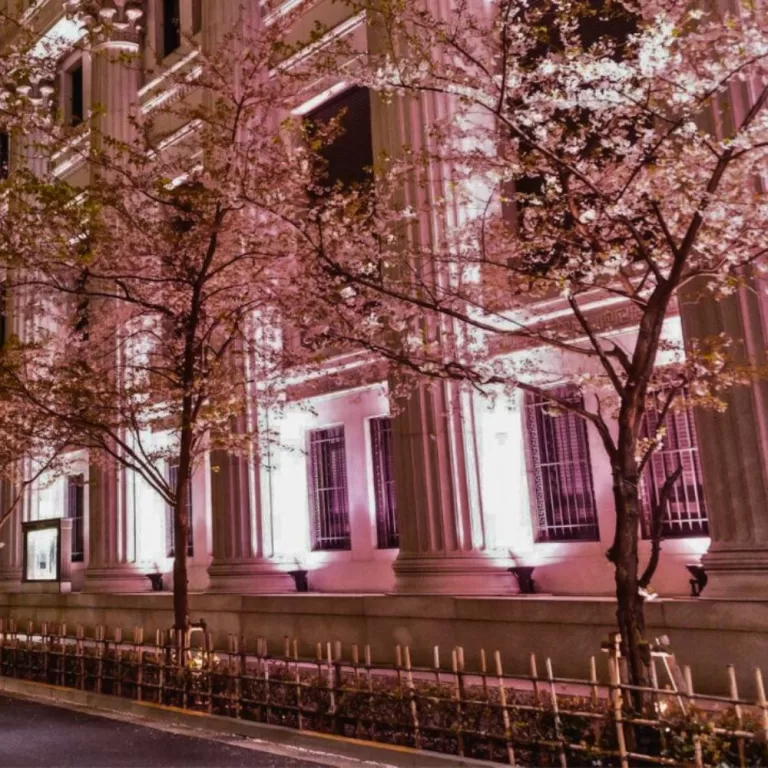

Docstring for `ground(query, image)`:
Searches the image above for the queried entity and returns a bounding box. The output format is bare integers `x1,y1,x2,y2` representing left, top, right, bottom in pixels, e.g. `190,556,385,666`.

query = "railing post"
608,634,629,768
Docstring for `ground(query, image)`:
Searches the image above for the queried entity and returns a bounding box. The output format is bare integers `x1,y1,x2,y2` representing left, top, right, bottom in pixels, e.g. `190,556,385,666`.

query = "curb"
0,677,497,768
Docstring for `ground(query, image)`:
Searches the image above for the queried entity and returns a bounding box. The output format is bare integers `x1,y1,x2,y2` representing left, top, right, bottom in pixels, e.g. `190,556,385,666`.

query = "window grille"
370,417,398,549
308,426,351,550
67,474,85,563
524,388,599,542
640,394,708,538
167,462,193,557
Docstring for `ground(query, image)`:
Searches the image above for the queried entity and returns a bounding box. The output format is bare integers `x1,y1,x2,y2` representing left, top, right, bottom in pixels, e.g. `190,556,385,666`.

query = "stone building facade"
0,0,766,614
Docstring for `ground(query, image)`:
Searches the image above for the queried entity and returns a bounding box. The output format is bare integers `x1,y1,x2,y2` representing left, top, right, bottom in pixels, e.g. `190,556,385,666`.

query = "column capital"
66,0,144,46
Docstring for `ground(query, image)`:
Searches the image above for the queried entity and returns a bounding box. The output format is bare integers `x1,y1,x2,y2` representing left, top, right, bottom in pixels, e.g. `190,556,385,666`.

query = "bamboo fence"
0,618,766,767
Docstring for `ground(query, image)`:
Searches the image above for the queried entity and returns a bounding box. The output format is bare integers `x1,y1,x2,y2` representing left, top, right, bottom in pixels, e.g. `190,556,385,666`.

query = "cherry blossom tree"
0,3,84,543
1,6,318,630
283,0,768,688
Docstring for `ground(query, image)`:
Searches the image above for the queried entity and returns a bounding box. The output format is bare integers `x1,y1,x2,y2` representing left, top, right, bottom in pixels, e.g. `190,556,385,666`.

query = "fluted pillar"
71,0,148,592
0,81,55,590
367,0,513,594
681,287,768,598
203,0,293,593
391,382,515,594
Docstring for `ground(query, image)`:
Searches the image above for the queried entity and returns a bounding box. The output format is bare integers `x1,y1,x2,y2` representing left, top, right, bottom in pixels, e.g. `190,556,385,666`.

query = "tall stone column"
391,382,515,593
0,81,55,590
681,288,768,598
367,0,514,594
203,1,293,593
71,0,149,592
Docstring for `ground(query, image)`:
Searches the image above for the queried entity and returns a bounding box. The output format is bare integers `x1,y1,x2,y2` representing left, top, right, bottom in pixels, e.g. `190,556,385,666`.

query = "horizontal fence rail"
0,618,766,767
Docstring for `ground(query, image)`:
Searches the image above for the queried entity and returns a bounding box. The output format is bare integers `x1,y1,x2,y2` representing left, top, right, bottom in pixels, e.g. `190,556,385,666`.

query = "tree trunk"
611,467,648,706
172,408,194,632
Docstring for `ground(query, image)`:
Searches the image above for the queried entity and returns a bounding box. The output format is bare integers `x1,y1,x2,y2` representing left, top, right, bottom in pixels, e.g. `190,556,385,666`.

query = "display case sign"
22,519,72,584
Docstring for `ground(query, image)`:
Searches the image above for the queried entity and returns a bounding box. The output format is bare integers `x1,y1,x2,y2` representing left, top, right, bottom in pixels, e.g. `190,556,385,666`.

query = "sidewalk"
0,677,496,768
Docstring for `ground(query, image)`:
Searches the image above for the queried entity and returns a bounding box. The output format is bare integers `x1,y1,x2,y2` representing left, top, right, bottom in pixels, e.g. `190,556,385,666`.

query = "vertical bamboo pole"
157,630,166,705
649,655,667,753
684,666,703,768
132,627,142,701
96,625,105,695
546,658,567,768
433,645,441,687
352,644,360,687
206,631,214,715
326,642,337,733
365,645,375,743
452,648,465,757
495,650,516,767
530,653,541,705
755,668,768,745
608,641,629,768
77,625,85,691
239,636,247,720
59,623,67,687
480,648,489,698
404,646,421,749
293,639,303,731
114,627,122,698
727,665,746,768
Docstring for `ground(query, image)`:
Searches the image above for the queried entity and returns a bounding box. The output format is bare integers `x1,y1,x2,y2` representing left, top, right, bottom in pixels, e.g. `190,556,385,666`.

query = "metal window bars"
166,463,194,558
66,474,85,563
370,417,398,549
308,426,351,550
640,393,708,539
525,388,600,542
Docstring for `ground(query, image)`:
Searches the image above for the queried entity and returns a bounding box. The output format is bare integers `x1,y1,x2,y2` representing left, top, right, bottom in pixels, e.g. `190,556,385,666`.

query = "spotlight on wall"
508,566,536,594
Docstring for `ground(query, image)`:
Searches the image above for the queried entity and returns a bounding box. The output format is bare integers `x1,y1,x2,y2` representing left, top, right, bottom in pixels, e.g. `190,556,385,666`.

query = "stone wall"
2,593,765,698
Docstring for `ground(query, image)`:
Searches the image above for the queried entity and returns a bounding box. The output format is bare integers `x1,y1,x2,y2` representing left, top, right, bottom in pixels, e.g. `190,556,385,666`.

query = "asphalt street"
0,695,327,767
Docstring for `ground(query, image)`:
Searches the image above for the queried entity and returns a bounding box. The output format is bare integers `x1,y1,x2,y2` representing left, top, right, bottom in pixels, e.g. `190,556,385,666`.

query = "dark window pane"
67,474,85,563
163,0,181,56
167,462,193,557
371,417,398,548
0,131,9,179
70,64,84,126
306,87,373,192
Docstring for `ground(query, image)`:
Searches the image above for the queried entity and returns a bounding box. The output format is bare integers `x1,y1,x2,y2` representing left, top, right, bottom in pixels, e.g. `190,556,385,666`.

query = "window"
162,0,181,57
69,63,84,126
524,388,599,542
192,0,202,35
167,462,193,557
640,394,708,538
306,87,373,193
308,426,351,550
370,417,398,548
0,131,8,179
66,474,85,563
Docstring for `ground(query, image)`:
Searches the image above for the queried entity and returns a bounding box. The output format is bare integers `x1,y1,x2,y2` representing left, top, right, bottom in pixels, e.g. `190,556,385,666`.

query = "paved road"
0,695,326,767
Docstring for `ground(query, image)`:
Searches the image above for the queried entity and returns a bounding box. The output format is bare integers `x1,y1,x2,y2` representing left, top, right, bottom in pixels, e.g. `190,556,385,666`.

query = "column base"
207,559,296,594
701,546,768,599
83,566,152,593
392,552,518,595
0,569,22,593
